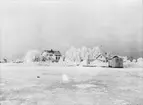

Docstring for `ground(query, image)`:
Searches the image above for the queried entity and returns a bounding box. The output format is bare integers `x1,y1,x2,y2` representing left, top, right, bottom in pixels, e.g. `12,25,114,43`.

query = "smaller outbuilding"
108,56,123,68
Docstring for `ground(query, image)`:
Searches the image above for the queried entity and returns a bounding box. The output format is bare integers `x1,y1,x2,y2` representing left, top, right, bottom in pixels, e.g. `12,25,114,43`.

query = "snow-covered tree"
132,59,137,63
122,56,128,62
137,57,143,62
65,46,109,63
80,46,88,60
137,57,143,67
87,46,107,62
89,46,101,59
65,46,79,62
24,50,41,63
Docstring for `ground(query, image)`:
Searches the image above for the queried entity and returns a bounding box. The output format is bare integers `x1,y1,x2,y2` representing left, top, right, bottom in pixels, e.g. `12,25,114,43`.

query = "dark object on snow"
37,76,40,78
108,56,123,68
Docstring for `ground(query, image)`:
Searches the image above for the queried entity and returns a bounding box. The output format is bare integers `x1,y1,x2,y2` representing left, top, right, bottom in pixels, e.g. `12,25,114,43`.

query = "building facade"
108,56,123,68
41,49,62,62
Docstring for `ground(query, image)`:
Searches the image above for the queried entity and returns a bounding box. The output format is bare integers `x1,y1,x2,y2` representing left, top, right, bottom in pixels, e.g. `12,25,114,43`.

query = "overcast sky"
0,0,142,59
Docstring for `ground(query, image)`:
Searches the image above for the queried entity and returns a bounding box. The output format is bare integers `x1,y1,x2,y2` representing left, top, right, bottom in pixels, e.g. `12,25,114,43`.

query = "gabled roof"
42,49,61,56
44,49,54,53
108,56,121,60
112,56,119,58
54,51,61,56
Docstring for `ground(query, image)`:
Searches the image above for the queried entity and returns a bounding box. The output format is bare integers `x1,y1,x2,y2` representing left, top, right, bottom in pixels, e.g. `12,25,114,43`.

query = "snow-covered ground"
0,63,143,105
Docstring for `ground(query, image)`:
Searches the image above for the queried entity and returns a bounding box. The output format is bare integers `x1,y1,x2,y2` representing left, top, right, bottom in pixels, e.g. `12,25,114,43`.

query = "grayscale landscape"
0,0,142,105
